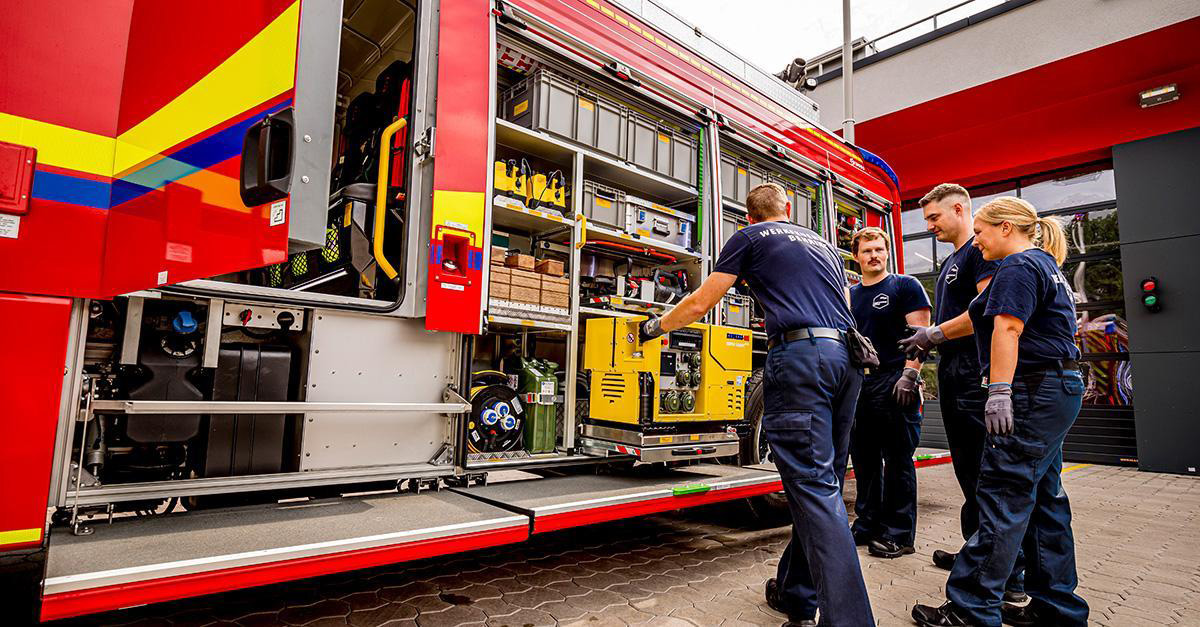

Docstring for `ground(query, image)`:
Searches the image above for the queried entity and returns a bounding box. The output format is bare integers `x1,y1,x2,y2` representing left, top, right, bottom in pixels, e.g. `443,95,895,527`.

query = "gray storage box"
626,111,699,187
625,195,695,249
503,69,627,159
768,174,814,229
721,292,754,328
580,180,628,228
719,152,769,205
721,205,748,246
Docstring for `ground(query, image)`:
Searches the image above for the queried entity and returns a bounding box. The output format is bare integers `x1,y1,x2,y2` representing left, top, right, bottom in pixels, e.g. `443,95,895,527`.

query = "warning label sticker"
269,200,287,226
0,214,19,239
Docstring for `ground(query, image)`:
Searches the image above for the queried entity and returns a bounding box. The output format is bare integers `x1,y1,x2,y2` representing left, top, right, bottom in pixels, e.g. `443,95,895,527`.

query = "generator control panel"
583,317,751,427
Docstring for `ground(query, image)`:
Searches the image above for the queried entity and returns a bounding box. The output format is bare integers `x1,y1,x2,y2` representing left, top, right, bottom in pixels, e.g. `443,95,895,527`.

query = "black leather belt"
983,359,1082,386
767,327,844,349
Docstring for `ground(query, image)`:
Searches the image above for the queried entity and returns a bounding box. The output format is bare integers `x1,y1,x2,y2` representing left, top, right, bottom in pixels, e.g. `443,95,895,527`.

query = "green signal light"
1144,295,1158,306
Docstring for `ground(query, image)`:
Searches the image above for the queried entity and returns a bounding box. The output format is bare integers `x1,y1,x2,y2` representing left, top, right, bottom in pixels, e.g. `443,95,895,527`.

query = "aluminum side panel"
302,311,456,470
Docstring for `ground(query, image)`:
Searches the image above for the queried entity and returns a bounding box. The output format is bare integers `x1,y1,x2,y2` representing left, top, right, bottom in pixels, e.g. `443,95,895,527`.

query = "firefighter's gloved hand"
638,316,665,343
892,367,921,407
985,383,1014,435
898,325,945,361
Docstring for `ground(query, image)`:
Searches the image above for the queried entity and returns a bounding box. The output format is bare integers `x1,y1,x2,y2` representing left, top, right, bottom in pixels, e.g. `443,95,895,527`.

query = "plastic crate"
721,205,748,247
719,152,768,205
626,111,699,187
502,69,627,159
580,180,628,228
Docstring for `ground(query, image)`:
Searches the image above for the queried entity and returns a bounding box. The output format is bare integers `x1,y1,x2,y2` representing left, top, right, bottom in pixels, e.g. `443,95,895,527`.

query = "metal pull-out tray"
449,463,782,534
42,492,528,621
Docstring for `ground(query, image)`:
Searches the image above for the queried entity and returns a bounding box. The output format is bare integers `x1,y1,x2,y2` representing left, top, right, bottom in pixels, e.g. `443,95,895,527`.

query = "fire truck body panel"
0,0,907,621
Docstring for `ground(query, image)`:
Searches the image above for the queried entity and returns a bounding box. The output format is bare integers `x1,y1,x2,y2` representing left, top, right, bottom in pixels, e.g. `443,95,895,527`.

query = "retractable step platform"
41,492,528,621
450,463,782,534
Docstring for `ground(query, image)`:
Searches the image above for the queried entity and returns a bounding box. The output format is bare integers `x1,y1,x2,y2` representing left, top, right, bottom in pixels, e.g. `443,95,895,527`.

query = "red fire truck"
0,0,903,620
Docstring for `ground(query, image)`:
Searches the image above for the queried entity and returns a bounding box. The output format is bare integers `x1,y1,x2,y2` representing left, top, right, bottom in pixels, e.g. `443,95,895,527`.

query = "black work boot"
867,537,915,559
912,601,979,626
764,578,817,624
1003,589,1029,604
932,549,957,570
1001,602,1057,626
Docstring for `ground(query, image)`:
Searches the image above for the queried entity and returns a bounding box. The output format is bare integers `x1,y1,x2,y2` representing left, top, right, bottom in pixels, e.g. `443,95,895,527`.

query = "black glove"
897,325,946,361
638,316,665,343
984,383,1014,435
892,367,921,407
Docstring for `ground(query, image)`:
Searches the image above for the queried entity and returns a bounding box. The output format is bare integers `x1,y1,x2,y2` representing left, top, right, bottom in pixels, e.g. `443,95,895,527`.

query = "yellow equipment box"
584,317,752,426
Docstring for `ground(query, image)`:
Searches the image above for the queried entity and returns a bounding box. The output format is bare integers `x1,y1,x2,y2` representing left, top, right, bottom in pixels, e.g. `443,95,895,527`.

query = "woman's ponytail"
1036,216,1068,266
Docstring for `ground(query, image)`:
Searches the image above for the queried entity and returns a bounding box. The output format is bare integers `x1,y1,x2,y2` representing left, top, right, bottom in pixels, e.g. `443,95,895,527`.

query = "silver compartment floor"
448,463,780,518
46,490,524,592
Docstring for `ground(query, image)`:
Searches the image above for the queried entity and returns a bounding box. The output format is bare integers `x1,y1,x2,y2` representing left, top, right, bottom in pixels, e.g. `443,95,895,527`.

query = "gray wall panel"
1114,126,1200,475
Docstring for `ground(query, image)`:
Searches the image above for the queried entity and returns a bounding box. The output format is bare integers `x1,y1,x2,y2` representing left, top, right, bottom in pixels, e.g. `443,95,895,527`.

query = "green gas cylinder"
515,358,558,453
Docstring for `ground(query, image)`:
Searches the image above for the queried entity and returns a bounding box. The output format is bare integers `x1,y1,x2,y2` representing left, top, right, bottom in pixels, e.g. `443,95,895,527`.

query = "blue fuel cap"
172,310,198,334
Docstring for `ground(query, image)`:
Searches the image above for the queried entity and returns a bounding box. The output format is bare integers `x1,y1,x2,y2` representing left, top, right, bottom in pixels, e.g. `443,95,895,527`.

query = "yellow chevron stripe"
114,1,300,176
0,527,42,546
0,112,115,178
0,1,300,181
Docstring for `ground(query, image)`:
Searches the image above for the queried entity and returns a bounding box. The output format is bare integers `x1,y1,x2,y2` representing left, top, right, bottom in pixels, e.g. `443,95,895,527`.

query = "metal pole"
841,0,855,143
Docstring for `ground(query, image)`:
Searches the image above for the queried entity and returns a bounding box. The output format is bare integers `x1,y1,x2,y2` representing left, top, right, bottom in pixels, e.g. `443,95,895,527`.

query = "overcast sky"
653,0,1003,72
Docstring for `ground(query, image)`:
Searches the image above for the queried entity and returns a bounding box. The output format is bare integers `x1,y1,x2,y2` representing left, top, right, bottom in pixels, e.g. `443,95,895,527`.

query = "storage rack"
482,30,894,466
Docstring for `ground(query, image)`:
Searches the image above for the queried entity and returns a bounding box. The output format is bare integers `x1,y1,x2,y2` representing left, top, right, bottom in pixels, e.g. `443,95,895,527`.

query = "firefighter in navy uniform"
899,184,1024,602
846,227,931,559
639,183,873,627
912,197,1088,627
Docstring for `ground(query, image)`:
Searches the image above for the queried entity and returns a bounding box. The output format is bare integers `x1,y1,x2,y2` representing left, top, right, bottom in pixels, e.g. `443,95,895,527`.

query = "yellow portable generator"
580,316,752,461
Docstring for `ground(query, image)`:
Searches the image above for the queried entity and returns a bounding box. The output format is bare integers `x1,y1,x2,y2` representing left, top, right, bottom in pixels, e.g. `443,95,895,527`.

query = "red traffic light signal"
1140,276,1162,313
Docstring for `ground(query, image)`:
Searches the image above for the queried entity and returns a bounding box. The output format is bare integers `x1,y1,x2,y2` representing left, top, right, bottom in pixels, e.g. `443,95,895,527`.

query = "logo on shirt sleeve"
945,263,960,284
872,293,890,310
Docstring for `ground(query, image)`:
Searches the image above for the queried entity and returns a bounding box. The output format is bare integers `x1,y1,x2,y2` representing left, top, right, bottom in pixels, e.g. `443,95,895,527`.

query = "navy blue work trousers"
947,369,1089,627
763,335,873,626
939,350,1026,593
850,366,922,546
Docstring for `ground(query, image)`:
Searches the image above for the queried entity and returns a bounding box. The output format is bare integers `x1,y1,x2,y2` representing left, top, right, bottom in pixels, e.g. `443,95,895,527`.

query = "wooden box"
509,268,542,289
490,245,508,266
541,291,569,308
489,282,511,300
509,285,541,304
489,266,511,284
535,258,565,276
540,274,569,294
504,253,535,271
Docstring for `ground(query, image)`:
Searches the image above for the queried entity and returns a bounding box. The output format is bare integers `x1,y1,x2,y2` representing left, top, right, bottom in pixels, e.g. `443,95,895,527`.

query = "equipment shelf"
485,313,572,332
496,119,697,205
491,195,574,235
584,221,701,261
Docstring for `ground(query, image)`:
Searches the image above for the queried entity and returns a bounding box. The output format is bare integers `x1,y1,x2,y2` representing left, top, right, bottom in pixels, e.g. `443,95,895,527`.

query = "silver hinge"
414,126,435,163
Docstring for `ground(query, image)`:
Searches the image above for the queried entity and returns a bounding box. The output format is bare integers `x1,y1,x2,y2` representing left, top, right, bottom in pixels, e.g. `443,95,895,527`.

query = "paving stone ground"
54,462,1200,626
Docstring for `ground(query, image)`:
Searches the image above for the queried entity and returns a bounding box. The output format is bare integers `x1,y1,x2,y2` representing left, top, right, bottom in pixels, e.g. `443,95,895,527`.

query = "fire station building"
805,0,1200,474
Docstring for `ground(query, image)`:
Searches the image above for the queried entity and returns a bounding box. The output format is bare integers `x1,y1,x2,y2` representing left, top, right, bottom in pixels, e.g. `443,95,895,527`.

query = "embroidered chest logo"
945,263,960,284
872,293,890,310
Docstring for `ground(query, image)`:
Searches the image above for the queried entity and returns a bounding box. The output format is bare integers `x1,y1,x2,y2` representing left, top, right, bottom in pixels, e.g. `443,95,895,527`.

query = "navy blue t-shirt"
851,274,932,370
968,248,1080,375
935,237,1000,356
713,221,853,338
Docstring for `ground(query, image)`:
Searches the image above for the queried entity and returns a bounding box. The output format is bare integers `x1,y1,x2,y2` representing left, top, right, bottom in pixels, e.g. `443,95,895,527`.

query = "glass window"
1063,258,1124,305
918,274,937,305
901,208,927,237
969,188,1017,211
1076,311,1130,355
1080,359,1133,407
903,237,935,275
935,238,956,268
1058,207,1120,257
1020,168,1115,212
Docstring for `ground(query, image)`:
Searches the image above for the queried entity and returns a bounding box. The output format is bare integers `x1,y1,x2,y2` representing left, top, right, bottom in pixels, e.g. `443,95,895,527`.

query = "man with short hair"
640,183,873,626
898,184,1024,601
847,227,930,559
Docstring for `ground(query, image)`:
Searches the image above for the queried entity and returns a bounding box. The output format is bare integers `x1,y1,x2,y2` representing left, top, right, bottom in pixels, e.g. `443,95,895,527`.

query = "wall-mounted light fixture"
1139,84,1179,108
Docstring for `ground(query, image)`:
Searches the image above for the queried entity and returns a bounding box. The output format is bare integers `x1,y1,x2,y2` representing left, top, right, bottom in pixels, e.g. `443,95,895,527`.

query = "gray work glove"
892,367,921,407
898,325,946,361
638,315,665,343
985,383,1014,435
